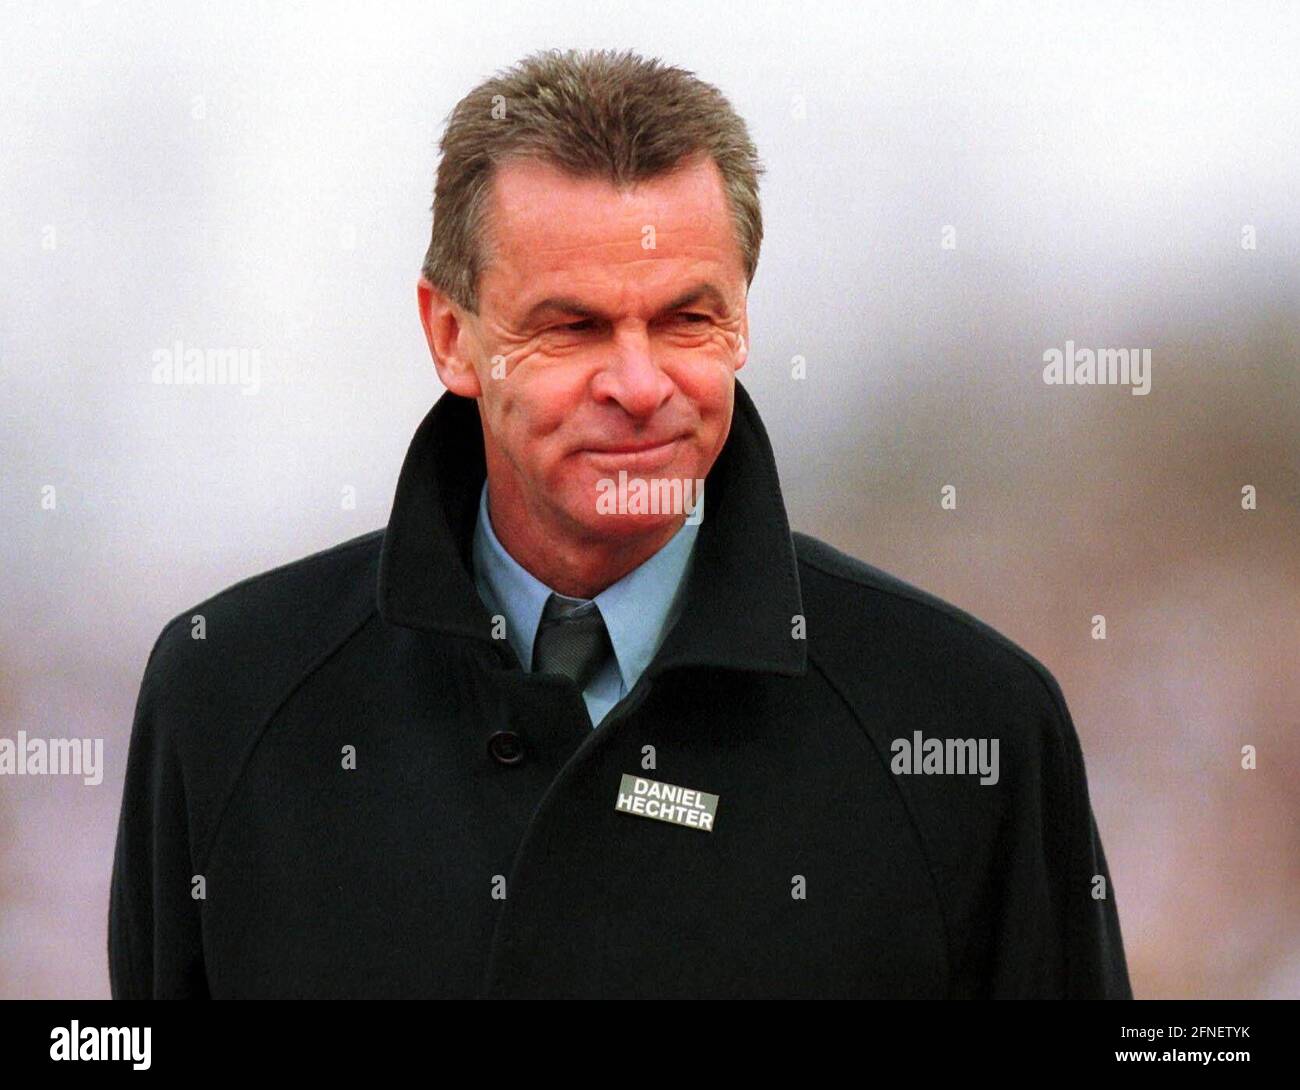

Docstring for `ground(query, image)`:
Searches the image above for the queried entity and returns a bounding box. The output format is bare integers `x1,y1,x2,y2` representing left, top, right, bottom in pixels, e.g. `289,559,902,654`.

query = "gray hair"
421,48,765,314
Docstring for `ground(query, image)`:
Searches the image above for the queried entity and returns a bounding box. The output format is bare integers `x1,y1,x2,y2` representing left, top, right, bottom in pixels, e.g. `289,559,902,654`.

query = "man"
109,48,1132,999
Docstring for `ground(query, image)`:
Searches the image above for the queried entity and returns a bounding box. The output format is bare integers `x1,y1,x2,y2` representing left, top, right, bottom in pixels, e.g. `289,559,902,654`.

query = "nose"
589,330,675,419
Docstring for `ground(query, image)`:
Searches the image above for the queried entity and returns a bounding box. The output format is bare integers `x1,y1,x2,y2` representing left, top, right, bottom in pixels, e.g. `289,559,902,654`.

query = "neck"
484,473,683,600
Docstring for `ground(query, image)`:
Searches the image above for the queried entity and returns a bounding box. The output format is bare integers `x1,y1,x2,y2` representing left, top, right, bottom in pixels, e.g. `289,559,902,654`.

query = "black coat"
109,382,1132,999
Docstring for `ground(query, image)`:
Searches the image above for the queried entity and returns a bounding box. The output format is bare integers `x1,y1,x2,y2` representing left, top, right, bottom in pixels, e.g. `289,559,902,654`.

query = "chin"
603,509,684,534
556,478,692,542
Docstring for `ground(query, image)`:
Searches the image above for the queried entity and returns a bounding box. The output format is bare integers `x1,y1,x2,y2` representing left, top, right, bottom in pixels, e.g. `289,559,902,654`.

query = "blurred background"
1,0,1296,998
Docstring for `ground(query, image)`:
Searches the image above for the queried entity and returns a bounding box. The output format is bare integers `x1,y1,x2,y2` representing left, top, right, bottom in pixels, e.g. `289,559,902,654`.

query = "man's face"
438,153,749,544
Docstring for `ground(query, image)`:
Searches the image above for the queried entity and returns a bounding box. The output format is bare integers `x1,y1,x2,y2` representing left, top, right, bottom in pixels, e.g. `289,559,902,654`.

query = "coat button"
487,730,524,766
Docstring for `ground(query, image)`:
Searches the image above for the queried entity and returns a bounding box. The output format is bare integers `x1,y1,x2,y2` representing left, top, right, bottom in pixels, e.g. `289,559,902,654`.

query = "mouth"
585,437,680,454
580,436,684,469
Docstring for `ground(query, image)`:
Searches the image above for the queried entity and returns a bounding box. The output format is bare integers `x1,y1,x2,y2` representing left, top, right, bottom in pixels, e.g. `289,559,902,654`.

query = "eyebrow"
518,282,731,328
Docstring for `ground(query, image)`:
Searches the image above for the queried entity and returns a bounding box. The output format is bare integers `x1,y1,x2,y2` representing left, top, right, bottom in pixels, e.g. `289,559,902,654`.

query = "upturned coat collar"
376,380,806,679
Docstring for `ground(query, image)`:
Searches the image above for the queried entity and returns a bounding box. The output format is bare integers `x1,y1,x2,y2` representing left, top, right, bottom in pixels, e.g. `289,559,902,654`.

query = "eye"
676,313,710,324
554,319,596,333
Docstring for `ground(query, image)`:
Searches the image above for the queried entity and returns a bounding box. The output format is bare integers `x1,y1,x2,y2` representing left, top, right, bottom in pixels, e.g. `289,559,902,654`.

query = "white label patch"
614,774,719,833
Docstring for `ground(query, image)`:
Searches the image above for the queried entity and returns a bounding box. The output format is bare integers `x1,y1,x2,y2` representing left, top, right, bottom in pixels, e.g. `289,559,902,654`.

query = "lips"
580,436,684,469
584,437,680,454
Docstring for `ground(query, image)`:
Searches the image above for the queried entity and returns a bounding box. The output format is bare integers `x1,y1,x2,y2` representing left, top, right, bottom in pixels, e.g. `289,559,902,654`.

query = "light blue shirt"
471,481,701,727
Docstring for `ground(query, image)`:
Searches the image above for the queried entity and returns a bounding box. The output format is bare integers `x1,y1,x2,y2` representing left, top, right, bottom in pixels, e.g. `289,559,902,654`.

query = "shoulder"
130,529,386,858
791,531,1071,726
137,529,384,766
144,529,383,681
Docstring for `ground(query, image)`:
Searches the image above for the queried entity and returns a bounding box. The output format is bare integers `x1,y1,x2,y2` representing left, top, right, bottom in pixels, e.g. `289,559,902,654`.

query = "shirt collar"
470,482,554,673
471,480,701,688
595,510,700,689
377,380,806,680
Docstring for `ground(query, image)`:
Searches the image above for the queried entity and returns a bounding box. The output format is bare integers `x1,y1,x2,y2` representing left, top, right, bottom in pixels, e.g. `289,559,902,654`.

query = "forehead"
479,154,744,307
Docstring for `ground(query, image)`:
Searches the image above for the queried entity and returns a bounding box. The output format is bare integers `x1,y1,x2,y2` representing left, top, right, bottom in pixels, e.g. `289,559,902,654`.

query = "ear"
735,308,750,372
417,277,483,398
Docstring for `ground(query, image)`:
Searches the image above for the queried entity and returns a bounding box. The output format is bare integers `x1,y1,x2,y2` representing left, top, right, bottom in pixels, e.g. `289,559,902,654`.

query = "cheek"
672,353,735,421
691,365,736,451
487,362,590,470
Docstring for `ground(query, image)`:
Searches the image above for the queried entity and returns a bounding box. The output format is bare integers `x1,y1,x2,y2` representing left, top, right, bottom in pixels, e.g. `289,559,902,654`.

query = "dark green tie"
531,593,612,688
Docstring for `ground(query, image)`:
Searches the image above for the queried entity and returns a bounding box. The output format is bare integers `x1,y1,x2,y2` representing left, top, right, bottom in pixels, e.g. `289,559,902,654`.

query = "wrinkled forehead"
478,155,744,298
